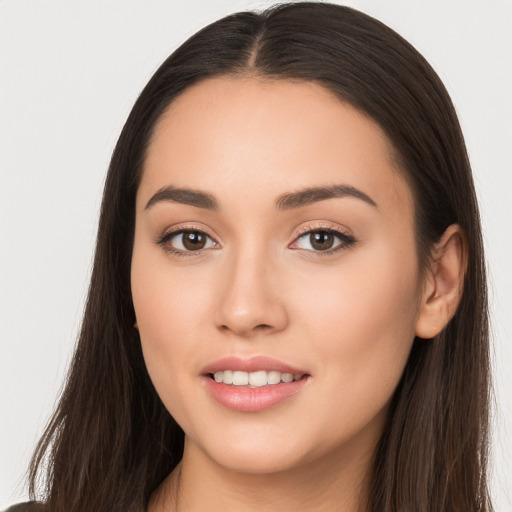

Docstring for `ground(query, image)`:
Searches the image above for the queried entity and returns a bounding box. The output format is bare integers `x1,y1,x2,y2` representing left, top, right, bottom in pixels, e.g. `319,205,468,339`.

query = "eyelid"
292,221,353,240
158,222,219,239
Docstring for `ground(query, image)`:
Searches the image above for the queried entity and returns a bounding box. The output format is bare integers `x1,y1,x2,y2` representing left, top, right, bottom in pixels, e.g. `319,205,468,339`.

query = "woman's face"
131,77,424,474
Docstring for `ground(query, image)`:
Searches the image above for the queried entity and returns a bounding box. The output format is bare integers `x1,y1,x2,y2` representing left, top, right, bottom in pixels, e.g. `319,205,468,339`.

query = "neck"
148,437,374,512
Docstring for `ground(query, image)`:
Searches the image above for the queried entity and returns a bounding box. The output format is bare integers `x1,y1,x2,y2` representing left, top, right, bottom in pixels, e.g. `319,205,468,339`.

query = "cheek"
130,239,207,399
291,240,420,405
133,273,207,352
131,224,214,342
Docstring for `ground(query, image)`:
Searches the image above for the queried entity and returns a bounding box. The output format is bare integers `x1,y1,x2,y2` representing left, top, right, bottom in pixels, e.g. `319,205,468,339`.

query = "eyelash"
292,225,356,256
155,225,217,258
155,224,356,258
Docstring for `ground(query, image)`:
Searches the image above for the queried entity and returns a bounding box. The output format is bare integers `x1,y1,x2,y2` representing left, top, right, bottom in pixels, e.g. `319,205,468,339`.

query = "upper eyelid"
159,223,220,242
156,221,353,247
293,222,352,238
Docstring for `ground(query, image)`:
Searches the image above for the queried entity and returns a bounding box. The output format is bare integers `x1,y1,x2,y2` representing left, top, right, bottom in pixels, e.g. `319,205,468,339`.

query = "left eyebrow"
275,184,378,210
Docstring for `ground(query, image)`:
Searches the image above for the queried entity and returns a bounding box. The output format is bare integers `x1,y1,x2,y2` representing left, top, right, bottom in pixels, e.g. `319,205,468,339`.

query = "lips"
201,355,308,375
201,356,310,412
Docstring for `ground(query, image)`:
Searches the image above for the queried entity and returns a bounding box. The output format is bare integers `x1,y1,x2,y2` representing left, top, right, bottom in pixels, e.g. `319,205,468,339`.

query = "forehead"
140,76,413,217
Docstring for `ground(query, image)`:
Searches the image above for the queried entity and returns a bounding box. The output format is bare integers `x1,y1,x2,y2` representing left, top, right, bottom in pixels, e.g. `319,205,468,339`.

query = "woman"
7,2,492,511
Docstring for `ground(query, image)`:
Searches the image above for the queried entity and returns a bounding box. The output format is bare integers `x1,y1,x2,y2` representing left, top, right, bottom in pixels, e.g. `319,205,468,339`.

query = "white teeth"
232,371,249,386
267,371,281,385
248,370,267,387
223,370,233,384
212,370,305,387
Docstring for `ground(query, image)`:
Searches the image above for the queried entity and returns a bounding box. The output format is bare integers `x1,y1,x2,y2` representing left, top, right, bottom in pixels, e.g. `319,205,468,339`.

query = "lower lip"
203,376,309,412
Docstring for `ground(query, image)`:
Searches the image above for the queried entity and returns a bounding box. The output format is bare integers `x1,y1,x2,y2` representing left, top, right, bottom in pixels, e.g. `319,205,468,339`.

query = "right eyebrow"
145,186,219,211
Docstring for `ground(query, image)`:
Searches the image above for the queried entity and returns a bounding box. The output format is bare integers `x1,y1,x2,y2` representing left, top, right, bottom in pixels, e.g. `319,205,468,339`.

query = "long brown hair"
28,3,491,511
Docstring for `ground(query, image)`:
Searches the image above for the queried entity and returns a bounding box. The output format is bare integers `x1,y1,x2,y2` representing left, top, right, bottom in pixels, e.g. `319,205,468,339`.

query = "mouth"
201,356,310,412
209,370,306,387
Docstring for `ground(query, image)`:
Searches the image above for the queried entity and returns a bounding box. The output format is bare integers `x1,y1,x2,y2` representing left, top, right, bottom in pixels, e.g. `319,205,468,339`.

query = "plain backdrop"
1,0,511,510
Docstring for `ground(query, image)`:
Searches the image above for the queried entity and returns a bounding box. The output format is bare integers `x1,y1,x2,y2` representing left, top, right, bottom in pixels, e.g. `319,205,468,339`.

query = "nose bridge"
214,240,288,336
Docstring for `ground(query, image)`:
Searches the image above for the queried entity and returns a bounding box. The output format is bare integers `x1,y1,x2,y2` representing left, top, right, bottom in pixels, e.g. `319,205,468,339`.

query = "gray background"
1,0,511,509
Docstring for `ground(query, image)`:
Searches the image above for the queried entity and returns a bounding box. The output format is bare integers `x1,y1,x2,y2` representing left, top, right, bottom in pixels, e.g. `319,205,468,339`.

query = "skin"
131,77,465,511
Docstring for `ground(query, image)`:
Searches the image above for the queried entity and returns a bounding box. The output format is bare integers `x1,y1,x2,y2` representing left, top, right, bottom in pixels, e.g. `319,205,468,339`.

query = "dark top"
3,503,42,512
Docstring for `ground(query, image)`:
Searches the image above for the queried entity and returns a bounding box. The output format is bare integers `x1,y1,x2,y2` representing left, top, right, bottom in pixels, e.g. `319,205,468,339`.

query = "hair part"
29,3,491,511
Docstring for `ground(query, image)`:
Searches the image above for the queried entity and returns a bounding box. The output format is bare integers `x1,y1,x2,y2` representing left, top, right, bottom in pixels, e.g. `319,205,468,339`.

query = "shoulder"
3,503,44,512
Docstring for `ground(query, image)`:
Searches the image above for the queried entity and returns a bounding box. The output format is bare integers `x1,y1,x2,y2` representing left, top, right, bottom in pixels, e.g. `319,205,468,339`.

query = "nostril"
255,324,272,330
217,322,273,335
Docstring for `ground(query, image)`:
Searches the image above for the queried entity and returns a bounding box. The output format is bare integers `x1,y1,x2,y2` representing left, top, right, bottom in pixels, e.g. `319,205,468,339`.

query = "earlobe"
415,224,467,339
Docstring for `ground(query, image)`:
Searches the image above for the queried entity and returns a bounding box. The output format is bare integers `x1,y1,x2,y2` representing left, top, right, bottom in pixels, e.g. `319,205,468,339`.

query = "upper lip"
201,356,308,376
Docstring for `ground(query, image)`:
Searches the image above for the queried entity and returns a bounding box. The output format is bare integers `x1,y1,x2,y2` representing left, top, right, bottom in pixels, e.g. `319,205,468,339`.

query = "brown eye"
182,231,207,250
290,228,356,253
159,229,217,253
309,231,335,251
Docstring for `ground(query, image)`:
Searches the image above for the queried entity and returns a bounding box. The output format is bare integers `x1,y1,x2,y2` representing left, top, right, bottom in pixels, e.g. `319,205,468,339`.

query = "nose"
214,249,289,338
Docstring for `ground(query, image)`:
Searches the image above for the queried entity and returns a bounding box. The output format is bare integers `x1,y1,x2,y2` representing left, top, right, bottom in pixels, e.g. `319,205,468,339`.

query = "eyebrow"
144,183,377,212
145,186,219,211
275,185,377,210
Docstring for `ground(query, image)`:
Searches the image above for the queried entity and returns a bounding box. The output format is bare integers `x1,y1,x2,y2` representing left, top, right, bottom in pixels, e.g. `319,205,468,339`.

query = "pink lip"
201,356,310,413
201,355,307,375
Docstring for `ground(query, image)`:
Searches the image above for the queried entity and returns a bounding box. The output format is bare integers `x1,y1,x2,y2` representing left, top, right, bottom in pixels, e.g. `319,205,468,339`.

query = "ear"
415,224,468,339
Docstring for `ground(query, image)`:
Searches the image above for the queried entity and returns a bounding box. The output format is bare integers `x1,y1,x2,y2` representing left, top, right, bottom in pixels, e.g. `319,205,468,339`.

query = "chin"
188,424,325,476
210,447,309,475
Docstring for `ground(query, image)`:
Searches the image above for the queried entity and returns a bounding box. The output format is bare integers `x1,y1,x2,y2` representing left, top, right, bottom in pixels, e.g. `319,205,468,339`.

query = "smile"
202,356,310,412
212,370,305,387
